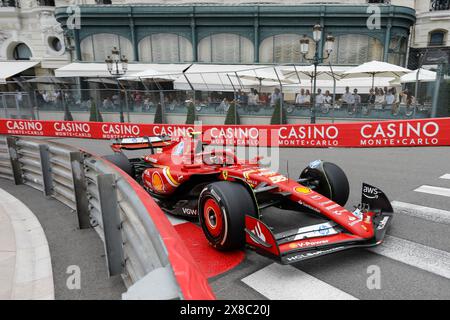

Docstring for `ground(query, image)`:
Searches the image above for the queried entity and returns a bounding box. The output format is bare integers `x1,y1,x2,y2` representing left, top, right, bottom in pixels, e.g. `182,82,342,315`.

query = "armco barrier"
1,118,450,148
0,135,215,300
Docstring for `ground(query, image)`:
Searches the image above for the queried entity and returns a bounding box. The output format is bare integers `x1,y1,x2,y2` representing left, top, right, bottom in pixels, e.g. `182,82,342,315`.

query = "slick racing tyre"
199,181,257,251
300,160,350,207
103,152,134,177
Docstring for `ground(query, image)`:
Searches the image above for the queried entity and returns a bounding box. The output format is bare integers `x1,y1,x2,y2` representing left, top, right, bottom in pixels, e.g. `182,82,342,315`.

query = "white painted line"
440,174,450,180
241,263,357,300
368,235,450,280
391,201,450,225
414,185,450,198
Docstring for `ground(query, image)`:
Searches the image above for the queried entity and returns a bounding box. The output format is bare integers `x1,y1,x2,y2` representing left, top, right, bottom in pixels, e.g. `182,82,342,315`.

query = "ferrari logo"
222,170,228,181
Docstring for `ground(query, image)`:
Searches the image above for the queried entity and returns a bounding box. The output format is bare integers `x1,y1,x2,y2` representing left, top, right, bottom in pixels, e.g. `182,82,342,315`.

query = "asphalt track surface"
2,137,449,300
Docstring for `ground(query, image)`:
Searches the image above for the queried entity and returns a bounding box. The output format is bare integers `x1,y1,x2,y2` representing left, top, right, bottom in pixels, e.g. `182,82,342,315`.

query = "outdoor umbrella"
400,68,437,84
342,60,411,90
281,65,346,82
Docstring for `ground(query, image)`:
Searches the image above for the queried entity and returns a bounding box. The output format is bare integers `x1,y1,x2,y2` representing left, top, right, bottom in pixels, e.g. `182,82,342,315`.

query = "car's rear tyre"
198,181,257,251
103,152,134,177
300,161,350,207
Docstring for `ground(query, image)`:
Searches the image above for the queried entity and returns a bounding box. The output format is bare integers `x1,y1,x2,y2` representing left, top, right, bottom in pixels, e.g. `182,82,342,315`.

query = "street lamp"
105,47,128,122
300,25,335,124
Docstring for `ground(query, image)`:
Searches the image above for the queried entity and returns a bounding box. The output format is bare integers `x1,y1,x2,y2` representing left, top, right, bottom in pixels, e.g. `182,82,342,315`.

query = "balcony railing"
430,0,450,11
0,0,19,8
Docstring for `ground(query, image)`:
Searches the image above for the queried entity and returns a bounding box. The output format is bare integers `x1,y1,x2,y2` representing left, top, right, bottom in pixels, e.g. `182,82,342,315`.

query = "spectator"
259,93,269,106
133,91,142,111
342,86,354,107
248,88,259,111
349,89,361,113
367,88,376,106
375,88,385,109
304,90,311,105
385,89,396,106
324,90,333,107
270,88,282,107
295,89,308,105
112,93,120,110
15,90,23,108
218,98,230,112
103,97,113,110
353,89,361,105
315,89,325,107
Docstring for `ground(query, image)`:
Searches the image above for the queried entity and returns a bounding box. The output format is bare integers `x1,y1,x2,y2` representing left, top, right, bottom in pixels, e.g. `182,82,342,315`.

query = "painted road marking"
368,235,450,280
440,174,450,180
414,185,450,198
241,263,357,300
391,201,450,225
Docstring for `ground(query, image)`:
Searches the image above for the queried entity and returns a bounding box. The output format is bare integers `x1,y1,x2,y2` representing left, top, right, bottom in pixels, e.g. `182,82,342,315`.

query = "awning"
174,64,279,91
55,62,191,79
0,61,40,84
54,62,158,78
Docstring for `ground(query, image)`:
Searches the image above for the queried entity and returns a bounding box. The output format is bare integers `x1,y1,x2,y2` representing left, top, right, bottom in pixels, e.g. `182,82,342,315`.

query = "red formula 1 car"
105,134,393,264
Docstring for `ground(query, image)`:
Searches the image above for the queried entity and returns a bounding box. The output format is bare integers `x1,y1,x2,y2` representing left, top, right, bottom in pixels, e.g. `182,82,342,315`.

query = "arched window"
13,43,32,60
329,34,383,65
429,30,446,46
259,34,315,64
138,34,193,63
198,33,254,63
80,33,133,62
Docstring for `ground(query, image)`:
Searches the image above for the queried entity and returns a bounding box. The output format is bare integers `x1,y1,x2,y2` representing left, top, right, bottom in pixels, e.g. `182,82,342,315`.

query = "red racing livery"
106,133,394,264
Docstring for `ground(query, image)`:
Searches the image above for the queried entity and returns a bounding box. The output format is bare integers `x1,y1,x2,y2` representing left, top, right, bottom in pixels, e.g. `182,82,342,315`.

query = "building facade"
0,0,71,79
409,0,450,69
53,0,416,68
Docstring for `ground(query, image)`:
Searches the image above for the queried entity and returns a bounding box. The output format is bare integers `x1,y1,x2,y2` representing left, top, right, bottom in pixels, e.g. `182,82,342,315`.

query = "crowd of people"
292,86,416,112
27,85,418,116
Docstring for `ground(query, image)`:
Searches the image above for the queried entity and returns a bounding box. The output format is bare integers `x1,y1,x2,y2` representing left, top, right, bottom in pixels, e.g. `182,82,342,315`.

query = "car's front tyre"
198,181,257,251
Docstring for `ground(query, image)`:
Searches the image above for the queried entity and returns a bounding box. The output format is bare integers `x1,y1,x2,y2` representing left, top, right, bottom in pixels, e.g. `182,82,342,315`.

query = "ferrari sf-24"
105,133,393,264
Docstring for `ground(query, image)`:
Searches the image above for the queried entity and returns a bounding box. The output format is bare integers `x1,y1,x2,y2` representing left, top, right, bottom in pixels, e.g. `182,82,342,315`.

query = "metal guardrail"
0,135,212,299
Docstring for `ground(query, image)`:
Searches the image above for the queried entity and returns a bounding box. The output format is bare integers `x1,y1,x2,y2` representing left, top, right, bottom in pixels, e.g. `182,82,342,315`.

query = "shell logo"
151,172,165,192
295,186,312,194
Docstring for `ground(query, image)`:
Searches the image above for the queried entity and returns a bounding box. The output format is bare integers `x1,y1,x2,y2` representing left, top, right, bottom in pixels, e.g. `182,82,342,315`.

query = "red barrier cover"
1,118,450,148
102,156,216,300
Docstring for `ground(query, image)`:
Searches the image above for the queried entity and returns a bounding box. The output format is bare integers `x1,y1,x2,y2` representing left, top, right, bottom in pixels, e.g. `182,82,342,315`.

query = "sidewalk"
0,188,54,300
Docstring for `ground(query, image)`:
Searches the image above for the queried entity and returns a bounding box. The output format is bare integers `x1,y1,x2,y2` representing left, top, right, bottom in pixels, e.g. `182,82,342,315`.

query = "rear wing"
111,136,174,153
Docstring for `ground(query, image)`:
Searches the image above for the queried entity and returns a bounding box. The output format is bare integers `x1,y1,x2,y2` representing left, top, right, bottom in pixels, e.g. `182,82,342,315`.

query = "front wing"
245,212,392,264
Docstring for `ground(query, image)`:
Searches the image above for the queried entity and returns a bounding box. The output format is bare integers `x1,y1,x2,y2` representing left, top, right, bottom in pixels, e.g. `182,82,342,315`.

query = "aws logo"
363,185,380,199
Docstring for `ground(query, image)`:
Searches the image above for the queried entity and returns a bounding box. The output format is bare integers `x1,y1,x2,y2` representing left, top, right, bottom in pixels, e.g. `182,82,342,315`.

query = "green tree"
89,100,103,122
185,101,197,124
270,101,287,124
154,102,164,124
224,101,240,125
